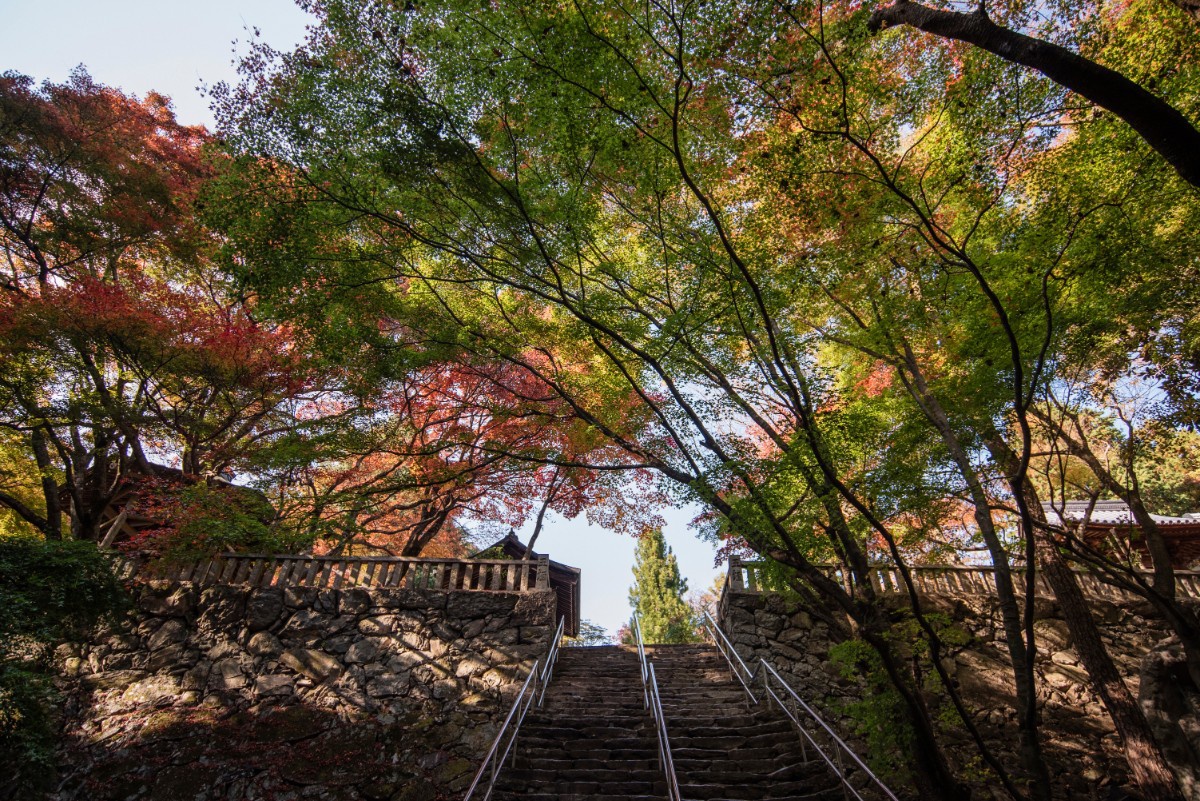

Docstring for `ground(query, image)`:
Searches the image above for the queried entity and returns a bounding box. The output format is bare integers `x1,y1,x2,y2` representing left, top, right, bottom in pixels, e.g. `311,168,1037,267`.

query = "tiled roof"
1042,500,1200,528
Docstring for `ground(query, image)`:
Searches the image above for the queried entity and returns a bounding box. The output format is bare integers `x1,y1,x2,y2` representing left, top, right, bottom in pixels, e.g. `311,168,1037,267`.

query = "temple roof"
1042,500,1200,528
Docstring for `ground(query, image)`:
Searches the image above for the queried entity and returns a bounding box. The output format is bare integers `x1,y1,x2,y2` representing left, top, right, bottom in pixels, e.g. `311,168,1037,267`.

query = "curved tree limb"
867,0,1200,188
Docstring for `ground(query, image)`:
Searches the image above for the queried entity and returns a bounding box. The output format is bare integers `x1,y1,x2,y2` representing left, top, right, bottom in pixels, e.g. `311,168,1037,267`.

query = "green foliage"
629,529,700,644
0,664,57,797
829,638,916,784
127,482,300,564
562,619,614,647
0,537,128,796
830,611,972,784
0,536,127,650
1137,428,1200,516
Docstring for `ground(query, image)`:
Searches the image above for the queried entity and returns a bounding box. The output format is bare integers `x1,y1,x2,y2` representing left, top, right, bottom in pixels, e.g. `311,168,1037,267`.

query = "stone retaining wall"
719,590,1199,800
52,581,557,801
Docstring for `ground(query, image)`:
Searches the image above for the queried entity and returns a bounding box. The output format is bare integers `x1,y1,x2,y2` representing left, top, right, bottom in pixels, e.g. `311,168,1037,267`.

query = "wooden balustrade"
726,558,1200,602
126,554,551,593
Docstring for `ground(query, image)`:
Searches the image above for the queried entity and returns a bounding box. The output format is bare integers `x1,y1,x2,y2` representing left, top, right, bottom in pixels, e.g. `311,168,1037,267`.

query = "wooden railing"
129,553,551,593
725,558,1200,602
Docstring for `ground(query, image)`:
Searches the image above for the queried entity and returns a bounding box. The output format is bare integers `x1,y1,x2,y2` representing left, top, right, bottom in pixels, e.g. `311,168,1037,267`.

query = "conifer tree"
628,529,698,644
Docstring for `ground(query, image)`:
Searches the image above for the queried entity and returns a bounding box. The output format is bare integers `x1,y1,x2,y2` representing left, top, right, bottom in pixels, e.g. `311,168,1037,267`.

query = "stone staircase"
488,643,843,801
491,645,665,800
649,644,843,801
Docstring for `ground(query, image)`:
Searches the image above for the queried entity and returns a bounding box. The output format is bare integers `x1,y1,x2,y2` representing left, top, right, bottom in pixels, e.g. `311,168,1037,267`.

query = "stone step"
488,642,845,801
673,745,791,761
518,757,660,771
680,781,839,800
501,767,664,783
667,718,796,734
492,794,666,801
496,780,666,795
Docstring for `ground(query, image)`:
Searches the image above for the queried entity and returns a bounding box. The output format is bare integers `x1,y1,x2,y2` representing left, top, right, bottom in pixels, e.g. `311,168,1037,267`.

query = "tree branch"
867,0,1200,187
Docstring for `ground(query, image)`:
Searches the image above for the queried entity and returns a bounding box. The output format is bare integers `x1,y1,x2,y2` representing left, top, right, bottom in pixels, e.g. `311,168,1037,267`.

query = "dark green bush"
0,536,128,797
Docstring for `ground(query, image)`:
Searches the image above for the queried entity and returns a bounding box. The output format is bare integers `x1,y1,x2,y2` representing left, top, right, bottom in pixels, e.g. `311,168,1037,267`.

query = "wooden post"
97,508,129,551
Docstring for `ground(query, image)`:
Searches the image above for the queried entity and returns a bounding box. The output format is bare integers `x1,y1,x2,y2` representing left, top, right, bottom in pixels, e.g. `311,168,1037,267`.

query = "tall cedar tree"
628,529,698,644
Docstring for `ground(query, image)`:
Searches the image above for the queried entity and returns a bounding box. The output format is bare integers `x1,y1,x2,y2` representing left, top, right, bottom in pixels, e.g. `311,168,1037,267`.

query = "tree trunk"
897,356,1050,799
1165,0,1200,22
867,0,1200,188
30,426,62,540
990,434,1186,801
1032,526,1185,801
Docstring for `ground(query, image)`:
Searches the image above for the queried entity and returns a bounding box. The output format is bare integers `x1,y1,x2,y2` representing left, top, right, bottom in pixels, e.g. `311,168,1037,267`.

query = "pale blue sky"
0,0,724,637
0,0,312,128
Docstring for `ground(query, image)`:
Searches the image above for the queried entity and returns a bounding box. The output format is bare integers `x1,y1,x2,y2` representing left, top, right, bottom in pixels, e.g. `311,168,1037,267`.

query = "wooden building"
1043,500,1200,569
473,532,581,637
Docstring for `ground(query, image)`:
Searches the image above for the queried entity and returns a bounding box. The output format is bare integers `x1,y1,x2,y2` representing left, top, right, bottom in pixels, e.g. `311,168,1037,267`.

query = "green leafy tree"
207,0,1200,797
629,529,699,645
562,619,613,647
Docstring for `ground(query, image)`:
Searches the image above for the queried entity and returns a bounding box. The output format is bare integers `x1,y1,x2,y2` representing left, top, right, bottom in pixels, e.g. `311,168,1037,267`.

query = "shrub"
0,536,128,797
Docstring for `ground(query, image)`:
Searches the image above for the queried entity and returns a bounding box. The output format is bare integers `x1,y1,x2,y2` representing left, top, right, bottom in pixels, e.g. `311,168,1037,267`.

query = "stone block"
479,666,518,687
1042,663,1087,689
323,634,355,655
1033,619,1071,650
209,657,247,690
346,638,380,664
109,634,142,653
366,673,411,698
138,586,195,618
121,675,181,705
461,619,486,639
82,670,147,691
400,631,427,650
147,619,187,651
448,591,517,620
387,652,424,671
455,655,490,679
181,662,211,691
1051,649,1079,667
197,586,246,630
281,648,342,682
360,615,396,635
340,587,372,615
315,589,339,614
284,586,318,608
254,674,294,697
512,591,556,624
283,608,331,636
753,609,785,634
373,587,446,612
147,643,187,673
247,631,283,658
245,588,284,631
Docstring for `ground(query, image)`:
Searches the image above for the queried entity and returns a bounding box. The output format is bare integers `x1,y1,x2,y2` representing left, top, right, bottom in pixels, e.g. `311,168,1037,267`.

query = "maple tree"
266,356,665,557
0,71,355,551
209,0,1200,796
0,69,212,539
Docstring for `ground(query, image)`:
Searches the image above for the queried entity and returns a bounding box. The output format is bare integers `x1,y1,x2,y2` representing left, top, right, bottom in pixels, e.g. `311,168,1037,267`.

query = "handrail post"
463,616,566,801
630,614,682,801
699,612,899,801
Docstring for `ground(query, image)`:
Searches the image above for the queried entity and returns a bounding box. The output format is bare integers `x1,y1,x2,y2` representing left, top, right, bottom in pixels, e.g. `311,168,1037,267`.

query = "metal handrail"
630,615,682,801
702,610,900,801
463,615,566,801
